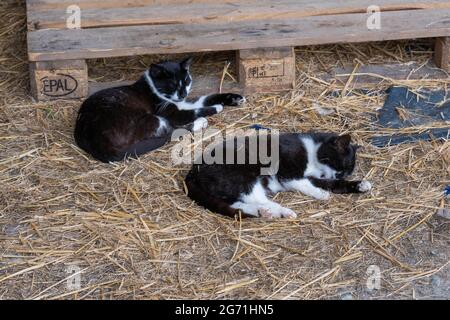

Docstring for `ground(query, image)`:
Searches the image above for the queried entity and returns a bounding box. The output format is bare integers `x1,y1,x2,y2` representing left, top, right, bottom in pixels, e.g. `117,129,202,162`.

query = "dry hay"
0,0,449,300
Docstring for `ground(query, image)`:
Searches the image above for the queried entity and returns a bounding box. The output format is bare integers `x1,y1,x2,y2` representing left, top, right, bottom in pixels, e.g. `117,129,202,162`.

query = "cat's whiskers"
157,100,172,114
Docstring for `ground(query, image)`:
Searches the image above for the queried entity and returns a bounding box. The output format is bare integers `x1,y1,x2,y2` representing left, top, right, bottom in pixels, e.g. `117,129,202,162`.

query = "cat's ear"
180,57,193,70
335,134,352,152
149,64,167,78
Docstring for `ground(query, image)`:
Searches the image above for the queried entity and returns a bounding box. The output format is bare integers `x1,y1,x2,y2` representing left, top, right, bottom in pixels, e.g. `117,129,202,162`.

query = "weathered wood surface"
434,37,450,71
28,9,450,62
322,61,449,88
26,0,450,12
27,0,450,30
27,0,218,10
29,59,88,101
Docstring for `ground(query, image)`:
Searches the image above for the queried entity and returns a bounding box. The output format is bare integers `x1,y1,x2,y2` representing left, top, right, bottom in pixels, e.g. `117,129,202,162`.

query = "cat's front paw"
280,207,297,219
314,190,331,201
192,117,208,131
222,93,246,107
357,180,372,193
212,104,223,113
258,208,273,219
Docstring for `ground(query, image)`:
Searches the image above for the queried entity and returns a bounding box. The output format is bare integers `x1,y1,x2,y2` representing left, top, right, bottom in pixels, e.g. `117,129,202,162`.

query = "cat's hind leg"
232,181,297,219
229,201,260,217
230,201,296,219
119,115,174,160
261,202,297,219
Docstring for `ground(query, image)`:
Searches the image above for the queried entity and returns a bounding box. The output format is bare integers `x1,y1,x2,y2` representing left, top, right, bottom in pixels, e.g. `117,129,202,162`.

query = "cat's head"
147,57,193,102
317,134,360,179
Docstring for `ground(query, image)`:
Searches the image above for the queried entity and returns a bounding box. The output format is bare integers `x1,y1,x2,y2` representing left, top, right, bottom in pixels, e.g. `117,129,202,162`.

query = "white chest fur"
301,137,336,179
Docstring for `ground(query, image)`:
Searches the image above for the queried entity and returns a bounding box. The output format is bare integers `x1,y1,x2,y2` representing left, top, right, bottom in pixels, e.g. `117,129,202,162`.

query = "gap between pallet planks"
88,74,243,98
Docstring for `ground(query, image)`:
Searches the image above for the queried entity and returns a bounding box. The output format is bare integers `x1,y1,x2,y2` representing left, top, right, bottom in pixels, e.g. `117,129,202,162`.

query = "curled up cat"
185,132,372,219
74,57,246,162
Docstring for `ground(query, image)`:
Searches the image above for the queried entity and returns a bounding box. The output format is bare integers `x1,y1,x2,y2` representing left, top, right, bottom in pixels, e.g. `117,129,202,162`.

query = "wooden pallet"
27,0,450,101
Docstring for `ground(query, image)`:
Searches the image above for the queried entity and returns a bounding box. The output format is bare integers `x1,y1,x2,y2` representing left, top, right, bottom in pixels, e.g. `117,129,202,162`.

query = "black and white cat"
74,57,245,162
185,132,372,219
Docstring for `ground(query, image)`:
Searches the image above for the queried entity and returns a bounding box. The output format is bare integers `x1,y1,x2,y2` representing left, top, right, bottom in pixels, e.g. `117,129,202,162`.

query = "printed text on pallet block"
237,47,295,93
30,60,88,101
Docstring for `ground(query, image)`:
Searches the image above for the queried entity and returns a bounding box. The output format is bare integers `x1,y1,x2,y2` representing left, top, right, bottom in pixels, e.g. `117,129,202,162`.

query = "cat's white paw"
258,206,297,219
192,117,208,131
358,180,372,193
258,208,274,219
280,207,297,219
213,104,223,113
233,96,246,106
314,190,331,201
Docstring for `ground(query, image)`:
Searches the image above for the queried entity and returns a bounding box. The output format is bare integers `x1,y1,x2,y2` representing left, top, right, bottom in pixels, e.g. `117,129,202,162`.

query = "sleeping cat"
185,132,372,219
74,57,245,162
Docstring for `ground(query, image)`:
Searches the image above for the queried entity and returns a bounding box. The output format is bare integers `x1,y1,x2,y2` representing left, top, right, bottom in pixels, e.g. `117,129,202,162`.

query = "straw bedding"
0,0,449,299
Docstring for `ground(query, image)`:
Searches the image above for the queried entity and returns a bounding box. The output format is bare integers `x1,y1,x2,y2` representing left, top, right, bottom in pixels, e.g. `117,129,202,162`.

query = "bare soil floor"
0,0,449,299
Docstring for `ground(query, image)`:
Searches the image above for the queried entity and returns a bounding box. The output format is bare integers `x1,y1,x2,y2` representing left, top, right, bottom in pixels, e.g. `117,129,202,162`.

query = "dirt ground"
0,0,449,300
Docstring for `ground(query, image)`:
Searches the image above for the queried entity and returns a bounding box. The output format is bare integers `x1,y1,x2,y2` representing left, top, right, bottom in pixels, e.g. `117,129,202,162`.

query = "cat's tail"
184,172,251,219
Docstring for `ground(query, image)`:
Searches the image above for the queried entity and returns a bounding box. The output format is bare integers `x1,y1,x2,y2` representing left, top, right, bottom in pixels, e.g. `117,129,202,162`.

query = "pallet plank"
28,9,450,62
434,37,450,71
27,0,450,30
26,0,450,11
27,0,211,11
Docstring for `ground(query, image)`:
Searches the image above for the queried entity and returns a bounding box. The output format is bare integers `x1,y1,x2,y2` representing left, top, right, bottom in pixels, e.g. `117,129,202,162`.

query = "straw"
0,0,448,300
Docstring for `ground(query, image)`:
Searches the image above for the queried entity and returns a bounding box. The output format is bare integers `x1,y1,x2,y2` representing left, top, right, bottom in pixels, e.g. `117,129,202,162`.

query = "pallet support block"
237,47,295,93
30,60,88,101
434,37,449,72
